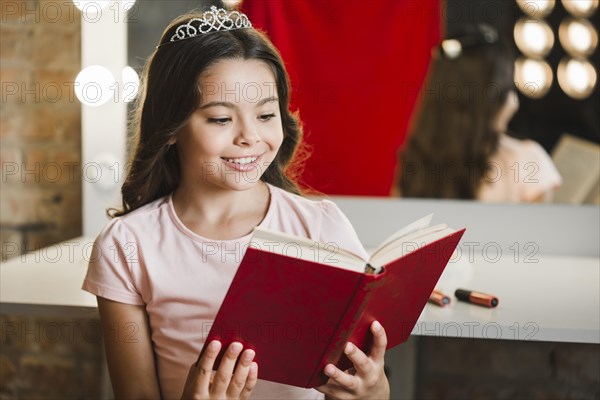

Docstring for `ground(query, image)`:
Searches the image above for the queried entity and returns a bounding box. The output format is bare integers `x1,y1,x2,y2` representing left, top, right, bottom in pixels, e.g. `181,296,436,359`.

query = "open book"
551,134,600,204
249,214,456,274
202,215,466,388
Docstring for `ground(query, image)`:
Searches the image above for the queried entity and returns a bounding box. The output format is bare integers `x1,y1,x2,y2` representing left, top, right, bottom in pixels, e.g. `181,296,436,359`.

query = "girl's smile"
220,153,265,172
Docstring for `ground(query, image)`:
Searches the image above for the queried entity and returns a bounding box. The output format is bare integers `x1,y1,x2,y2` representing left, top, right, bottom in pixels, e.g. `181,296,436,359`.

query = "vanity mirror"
124,0,599,205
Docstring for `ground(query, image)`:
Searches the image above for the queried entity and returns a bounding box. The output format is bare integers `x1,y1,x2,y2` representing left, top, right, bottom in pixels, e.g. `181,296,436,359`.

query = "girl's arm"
98,297,258,399
97,296,162,399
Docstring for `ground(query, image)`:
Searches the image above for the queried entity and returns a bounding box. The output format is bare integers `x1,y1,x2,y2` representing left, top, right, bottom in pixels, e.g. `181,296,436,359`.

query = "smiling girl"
82,6,390,400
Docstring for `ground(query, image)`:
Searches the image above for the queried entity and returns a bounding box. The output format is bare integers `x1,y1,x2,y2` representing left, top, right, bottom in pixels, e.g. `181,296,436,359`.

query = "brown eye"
259,113,276,122
208,117,231,125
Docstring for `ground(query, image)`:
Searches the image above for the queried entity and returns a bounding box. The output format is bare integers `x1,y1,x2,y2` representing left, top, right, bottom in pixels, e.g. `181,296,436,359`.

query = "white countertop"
1,236,97,309
1,237,598,344
415,252,600,344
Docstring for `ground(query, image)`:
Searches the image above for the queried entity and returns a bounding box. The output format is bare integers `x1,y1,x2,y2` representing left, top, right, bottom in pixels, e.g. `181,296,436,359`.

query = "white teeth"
225,156,257,165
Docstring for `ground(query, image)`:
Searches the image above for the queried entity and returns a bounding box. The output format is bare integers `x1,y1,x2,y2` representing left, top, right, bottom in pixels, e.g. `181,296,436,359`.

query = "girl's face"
175,58,284,192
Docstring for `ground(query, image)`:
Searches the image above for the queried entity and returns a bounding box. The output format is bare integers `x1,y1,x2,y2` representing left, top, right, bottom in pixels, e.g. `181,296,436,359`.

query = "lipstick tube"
428,290,451,307
455,289,499,308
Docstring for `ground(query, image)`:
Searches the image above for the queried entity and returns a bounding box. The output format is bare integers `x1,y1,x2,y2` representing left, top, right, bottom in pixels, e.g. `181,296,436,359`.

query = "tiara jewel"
169,6,252,44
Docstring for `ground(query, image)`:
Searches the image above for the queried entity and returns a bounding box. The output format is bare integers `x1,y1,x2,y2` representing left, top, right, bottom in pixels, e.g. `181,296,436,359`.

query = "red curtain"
243,0,440,196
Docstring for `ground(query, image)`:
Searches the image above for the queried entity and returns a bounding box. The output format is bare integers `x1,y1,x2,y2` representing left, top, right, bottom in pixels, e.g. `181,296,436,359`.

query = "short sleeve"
81,218,145,305
318,199,370,261
520,140,563,201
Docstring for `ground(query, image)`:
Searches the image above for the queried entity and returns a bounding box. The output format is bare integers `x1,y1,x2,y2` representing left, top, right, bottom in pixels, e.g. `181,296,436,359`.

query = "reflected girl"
394,24,561,202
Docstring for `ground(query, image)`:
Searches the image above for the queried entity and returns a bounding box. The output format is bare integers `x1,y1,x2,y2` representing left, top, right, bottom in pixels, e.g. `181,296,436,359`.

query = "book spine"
306,274,378,387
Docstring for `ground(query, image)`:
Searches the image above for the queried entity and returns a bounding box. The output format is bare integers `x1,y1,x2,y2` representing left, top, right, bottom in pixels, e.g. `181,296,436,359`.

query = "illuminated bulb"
71,0,111,11
570,22,592,51
222,0,241,8
516,0,556,17
523,22,548,53
562,0,599,17
559,18,598,57
523,59,548,87
567,61,589,92
514,19,555,57
75,65,115,106
122,66,140,103
515,58,553,98
558,58,597,99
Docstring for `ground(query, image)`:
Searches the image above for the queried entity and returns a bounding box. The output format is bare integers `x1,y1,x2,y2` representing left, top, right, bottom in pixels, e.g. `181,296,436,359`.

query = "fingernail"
244,350,255,361
230,342,242,353
345,342,354,353
324,365,335,376
250,362,258,372
209,340,220,351
372,321,382,332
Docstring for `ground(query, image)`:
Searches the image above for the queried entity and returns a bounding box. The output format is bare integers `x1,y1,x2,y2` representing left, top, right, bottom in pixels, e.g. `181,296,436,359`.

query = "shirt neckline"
167,182,276,243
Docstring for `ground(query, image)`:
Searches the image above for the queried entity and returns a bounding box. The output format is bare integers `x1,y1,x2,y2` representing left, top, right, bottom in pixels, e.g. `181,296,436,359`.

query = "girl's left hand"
315,321,390,400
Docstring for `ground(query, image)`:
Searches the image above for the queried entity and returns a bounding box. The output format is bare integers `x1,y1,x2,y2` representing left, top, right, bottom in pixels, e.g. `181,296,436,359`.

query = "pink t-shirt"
82,183,369,399
477,134,562,202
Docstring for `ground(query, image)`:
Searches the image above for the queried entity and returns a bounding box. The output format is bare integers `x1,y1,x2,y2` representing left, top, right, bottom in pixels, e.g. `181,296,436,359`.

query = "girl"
83,6,390,400
394,24,561,202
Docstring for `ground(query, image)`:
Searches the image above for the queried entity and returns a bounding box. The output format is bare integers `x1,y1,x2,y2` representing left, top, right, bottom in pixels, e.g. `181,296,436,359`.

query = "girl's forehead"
201,58,276,82
199,58,279,104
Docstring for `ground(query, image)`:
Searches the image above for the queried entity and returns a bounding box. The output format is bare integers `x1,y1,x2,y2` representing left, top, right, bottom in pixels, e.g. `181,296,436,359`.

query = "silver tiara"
161,6,252,47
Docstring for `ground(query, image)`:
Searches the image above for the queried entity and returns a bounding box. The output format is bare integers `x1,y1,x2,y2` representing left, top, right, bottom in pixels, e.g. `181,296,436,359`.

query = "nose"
235,118,261,146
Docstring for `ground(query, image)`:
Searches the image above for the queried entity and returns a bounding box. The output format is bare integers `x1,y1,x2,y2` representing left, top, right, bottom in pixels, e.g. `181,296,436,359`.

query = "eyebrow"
199,96,279,110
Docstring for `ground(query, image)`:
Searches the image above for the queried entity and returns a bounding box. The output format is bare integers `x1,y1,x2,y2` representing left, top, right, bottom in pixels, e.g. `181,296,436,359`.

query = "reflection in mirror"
128,1,216,71
127,0,599,203
395,24,563,204
126,0,218,162
551,134,600,204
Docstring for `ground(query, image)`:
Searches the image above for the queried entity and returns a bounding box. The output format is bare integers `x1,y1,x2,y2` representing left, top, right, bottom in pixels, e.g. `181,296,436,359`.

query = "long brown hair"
109,11,307,218
397,24,515,199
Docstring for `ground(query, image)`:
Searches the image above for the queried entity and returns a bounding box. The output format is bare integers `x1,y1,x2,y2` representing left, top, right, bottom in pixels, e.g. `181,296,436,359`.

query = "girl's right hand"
181,340,258,400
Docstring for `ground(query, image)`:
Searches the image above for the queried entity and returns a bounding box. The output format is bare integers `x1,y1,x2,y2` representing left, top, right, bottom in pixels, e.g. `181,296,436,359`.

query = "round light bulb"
561,0,599,17
524,22,548,52
222,0,241,8
75,65,115,106
559,18,598,57
523,59,547,87
516,0,556,18
558,58,597,99
514,19,555,57
71,0,111,12
515,57,554,98
122,66,140,103
570,22,592,51
89,153,122,190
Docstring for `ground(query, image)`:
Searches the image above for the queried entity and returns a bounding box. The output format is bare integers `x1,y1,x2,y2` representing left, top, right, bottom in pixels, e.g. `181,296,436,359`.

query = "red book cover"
203,228,465,388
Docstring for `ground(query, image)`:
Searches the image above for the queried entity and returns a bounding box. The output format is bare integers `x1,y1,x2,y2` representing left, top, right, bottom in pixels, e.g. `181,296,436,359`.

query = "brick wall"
0,314,103,398
1,1,102,398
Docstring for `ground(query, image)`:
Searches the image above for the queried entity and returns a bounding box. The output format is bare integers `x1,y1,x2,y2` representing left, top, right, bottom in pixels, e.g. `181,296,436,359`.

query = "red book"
202,215,465,388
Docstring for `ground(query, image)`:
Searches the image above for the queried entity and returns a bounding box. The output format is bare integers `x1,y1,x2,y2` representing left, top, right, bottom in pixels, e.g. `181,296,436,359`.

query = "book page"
369,214,433,259
551,134,600,204
369,224,456,268
249,227,367,273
